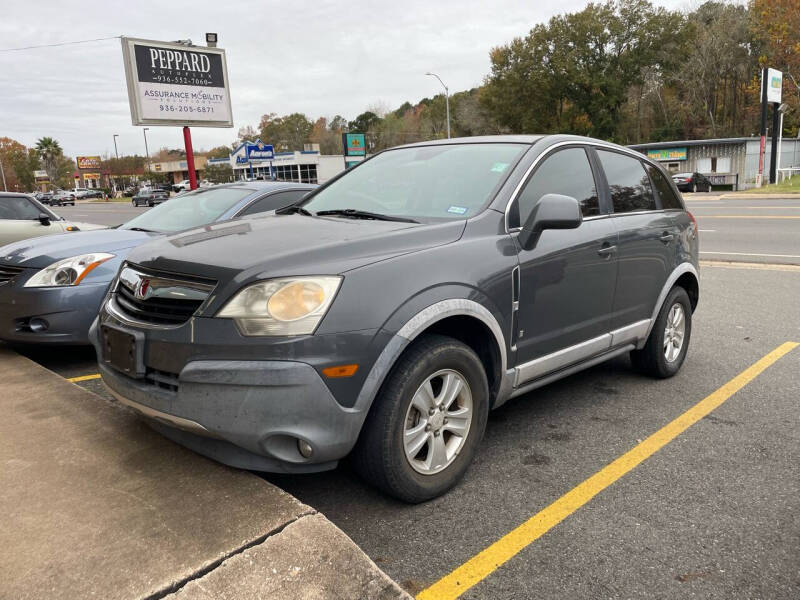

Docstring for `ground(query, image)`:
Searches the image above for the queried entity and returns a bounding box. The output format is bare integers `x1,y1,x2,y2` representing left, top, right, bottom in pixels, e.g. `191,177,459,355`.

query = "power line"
0,35,121,52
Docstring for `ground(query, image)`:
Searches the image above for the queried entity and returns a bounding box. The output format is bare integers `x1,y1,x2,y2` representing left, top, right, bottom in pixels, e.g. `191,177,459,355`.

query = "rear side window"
238,190,309,216
597,150,656,213
645,164,683,209
514,147,600,227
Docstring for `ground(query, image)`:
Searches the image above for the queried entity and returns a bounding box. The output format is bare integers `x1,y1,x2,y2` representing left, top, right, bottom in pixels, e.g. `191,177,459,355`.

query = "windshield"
121,186,256,233
302,143,527,220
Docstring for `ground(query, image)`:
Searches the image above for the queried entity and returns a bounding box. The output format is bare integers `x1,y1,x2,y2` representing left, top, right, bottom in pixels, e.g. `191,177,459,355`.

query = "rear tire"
631,286,692,378
353,334,489,503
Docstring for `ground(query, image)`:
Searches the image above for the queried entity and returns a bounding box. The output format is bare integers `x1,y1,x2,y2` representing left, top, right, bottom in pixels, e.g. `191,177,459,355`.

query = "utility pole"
143,127,151,181
426,72,451,139
113,134,120,194
0,158,6,192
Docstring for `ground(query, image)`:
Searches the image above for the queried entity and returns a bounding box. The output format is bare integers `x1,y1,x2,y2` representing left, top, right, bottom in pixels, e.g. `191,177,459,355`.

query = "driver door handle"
597,243,617,257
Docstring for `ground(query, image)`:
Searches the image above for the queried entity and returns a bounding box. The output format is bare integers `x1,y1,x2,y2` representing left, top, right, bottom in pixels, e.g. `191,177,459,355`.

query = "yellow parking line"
417,342,799,600
67,373,101,383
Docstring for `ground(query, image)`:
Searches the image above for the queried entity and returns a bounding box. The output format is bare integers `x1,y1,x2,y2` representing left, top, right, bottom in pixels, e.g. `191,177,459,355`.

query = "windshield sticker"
447,205,468,215
491,162,510,173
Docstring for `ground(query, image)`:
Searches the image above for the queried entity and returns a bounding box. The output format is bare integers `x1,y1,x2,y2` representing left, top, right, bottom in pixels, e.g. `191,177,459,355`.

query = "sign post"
767,68,783,185
120,36,233,190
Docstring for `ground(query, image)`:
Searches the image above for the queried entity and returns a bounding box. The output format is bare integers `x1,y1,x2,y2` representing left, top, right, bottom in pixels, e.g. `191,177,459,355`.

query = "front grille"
112,265,215,326
0,264,24,285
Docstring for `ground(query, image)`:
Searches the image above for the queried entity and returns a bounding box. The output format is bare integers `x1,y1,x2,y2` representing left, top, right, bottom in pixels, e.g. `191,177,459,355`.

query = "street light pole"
143,127,151,180
0,158,6,192
113,134,120,194
426,72,451,139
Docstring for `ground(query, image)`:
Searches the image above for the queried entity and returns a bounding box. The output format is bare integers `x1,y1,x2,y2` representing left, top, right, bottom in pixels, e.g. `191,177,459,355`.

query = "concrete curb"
0,348,409,600
717,193,800,199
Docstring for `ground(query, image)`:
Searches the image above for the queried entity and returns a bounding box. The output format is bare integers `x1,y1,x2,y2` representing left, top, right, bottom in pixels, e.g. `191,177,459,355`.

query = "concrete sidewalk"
0,348,408,600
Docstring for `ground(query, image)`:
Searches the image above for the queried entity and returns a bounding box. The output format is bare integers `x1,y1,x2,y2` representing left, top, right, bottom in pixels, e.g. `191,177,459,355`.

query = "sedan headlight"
24,253,115,287
217,276,342,336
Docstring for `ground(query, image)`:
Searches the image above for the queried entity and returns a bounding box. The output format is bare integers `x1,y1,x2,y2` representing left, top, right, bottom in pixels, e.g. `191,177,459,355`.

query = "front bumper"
90,306,387,473
0,279,110,345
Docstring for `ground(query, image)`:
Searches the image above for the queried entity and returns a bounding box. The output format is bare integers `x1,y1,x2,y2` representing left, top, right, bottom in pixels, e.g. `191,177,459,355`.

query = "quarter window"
645,164,683,209
238,190,310,216
597,150,656,213
513,147,600,228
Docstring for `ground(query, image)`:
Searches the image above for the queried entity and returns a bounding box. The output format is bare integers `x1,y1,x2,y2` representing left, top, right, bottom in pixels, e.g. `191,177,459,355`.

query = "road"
11,199,800,599
56,202,148,227
684,193,800,265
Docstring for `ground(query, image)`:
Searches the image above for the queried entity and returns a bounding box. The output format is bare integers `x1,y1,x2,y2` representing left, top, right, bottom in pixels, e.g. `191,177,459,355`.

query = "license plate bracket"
101,325,145,377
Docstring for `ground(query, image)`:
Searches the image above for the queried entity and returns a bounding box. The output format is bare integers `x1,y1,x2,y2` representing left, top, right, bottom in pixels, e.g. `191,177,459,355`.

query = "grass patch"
743,174,800,194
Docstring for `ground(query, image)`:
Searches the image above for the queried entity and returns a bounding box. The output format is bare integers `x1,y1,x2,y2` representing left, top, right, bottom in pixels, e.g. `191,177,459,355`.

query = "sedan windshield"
121,187,256,233
302,143,527,221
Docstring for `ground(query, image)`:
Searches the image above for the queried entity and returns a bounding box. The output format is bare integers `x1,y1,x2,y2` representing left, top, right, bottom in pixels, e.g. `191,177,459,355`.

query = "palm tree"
35,137,62,184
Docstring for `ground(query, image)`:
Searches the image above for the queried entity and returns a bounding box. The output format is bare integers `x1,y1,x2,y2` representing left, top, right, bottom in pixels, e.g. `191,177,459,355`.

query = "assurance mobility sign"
121,37,233,128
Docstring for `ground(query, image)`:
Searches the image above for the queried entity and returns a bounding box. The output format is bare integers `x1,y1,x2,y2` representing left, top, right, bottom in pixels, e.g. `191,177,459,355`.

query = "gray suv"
92,135,699,502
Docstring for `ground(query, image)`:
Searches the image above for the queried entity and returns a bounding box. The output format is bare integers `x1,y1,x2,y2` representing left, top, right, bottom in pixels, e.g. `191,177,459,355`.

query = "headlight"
24,253,115,287
217,276,342,336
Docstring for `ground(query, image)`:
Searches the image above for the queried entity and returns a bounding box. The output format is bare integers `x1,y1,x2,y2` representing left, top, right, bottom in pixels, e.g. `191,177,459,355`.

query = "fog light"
297,439,313,459
29,318,49,332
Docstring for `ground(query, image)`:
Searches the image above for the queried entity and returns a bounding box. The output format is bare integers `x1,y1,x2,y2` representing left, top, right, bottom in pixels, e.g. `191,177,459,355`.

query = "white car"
73,187,90,199
0,193,104,246
173,179,191,192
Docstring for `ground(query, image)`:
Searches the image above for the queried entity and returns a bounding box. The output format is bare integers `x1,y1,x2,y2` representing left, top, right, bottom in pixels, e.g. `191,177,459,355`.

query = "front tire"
631,286,692,378
353,334,489,503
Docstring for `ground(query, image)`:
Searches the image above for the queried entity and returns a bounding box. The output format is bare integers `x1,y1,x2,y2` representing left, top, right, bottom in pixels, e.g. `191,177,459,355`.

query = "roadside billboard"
34,170,49,182
76,156,101,169
646,147,687,162
120,37,233,128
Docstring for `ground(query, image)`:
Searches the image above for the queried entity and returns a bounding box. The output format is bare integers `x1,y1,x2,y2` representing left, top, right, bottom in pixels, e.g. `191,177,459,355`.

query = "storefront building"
630,137,800,190
228,140,347,184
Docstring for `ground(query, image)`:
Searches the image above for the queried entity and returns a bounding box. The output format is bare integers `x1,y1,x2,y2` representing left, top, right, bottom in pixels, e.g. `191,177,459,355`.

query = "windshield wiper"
126,227,159,233
315,209,418,223
277,204,312,216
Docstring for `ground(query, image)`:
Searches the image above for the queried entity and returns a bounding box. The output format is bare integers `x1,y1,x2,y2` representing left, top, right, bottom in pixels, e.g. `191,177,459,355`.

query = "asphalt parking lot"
10,200,800,599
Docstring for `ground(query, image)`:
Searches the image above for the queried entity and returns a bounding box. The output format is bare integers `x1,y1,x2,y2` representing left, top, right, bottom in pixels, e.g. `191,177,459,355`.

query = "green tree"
205,163,234,184
348,111,382,134
12,149,42,191
258,113,313,151
35,137,63,183
206,145,232,159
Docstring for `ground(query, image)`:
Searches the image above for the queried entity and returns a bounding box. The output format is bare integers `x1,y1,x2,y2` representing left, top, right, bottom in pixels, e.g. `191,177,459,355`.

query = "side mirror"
518,194,582,250
38,213,51,226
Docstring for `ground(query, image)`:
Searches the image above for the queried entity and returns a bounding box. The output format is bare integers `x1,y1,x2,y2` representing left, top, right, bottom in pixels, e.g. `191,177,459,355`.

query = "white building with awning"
228,139,348,184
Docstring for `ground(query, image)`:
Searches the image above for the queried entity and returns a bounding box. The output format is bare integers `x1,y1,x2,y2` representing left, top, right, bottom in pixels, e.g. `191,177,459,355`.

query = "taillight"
687,211,697,232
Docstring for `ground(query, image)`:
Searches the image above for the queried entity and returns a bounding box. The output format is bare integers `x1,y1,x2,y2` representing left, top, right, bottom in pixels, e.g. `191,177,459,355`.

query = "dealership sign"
76,155,101,169
647,147,687,162
342,133,366,156
121,37,233,128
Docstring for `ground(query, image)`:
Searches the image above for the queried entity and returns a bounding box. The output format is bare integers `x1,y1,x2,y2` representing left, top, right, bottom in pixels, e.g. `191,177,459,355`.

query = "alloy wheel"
663,303,686,363
403,369,473,475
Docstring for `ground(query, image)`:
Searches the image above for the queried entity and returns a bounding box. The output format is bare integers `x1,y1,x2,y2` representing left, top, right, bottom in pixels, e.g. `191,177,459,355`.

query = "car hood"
126,214,466,282
0,228,160,268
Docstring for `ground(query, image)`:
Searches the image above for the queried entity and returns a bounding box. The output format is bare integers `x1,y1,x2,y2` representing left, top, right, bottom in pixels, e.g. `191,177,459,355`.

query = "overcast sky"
1,0,691,159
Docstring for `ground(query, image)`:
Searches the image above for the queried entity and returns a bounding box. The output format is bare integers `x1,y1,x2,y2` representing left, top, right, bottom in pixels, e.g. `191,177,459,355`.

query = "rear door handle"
597,243,617,257
660,232,675,243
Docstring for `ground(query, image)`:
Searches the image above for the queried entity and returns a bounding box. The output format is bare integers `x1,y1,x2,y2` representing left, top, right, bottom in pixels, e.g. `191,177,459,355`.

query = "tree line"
234,0,798,152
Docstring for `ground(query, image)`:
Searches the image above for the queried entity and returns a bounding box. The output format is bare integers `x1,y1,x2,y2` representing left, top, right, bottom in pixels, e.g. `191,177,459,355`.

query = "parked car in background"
73,188,90,199
0,192,104,246
50,190,76,206
93,134,699,502
173,179,191,192
132,189,169,207
672,172,712,193
83,189,104,199
0,182,315,345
